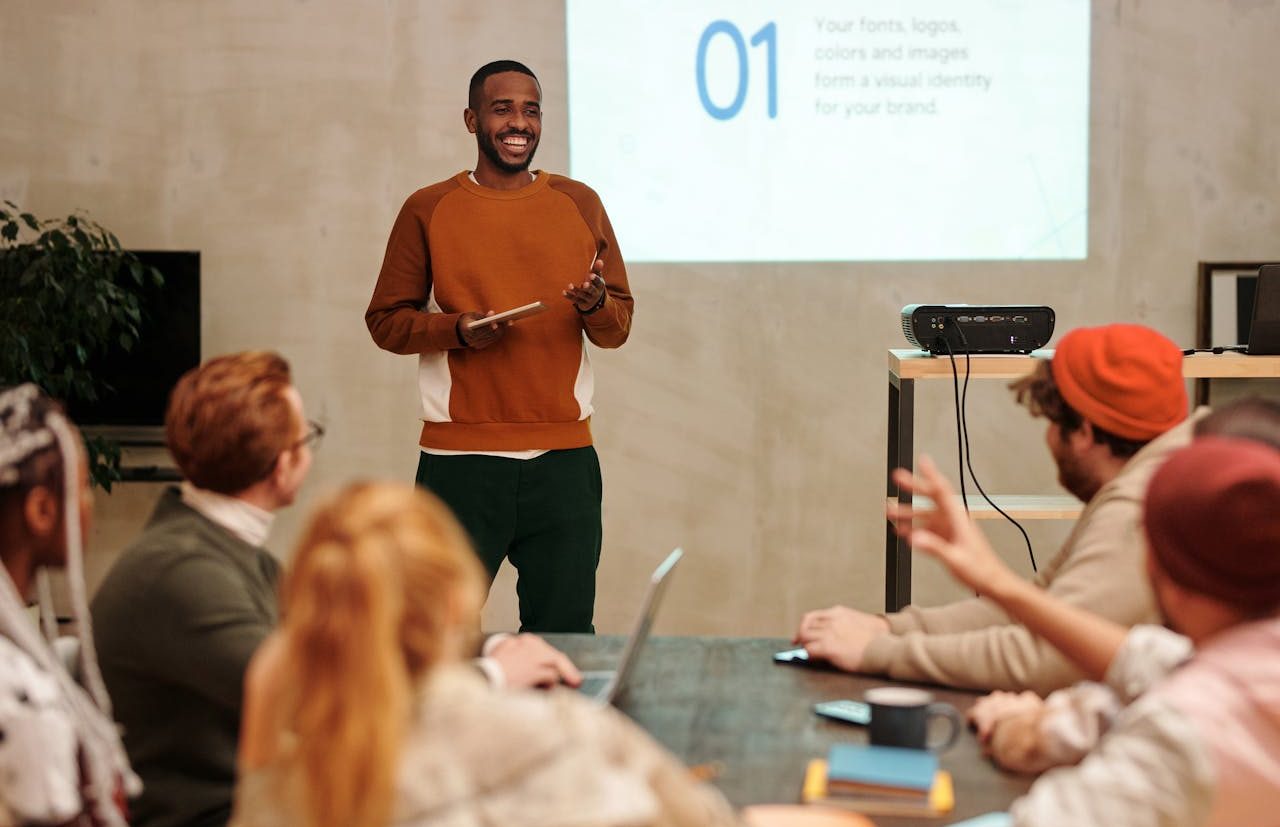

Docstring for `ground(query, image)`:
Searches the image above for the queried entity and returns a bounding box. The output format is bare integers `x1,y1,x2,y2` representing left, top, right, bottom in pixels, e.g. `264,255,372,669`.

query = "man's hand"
792,606,890,672
968,690,1045,743
886,455,1016,597
563,258,606,312
457,311,507,350
488,633,582,689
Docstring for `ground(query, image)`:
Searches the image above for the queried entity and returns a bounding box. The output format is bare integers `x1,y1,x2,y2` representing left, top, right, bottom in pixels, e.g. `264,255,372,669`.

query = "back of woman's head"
276,482,486,827
283,482,486,674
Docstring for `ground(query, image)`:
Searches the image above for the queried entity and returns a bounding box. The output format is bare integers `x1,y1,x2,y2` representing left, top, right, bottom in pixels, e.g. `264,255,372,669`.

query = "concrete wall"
4,0,1278,635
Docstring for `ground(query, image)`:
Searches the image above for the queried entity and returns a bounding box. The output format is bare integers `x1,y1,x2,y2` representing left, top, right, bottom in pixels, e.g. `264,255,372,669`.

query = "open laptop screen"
579,548,683,704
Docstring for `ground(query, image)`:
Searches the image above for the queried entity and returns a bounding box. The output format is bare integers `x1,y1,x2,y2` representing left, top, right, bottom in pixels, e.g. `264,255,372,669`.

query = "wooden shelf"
889,349,1050,379
885,347,1280,611
886,494,1082,521
890,348,1280,381
1180,352,1280,378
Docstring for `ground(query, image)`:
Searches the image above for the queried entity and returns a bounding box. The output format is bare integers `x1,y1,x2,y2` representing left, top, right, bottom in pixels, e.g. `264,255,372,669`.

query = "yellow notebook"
802,759,955,818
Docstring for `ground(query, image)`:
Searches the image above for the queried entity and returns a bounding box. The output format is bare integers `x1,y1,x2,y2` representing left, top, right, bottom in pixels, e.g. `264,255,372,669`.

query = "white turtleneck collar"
179,482,275,548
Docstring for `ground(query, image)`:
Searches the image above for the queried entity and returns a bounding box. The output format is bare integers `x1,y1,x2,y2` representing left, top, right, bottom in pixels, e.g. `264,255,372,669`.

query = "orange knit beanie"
1050,324,1187,441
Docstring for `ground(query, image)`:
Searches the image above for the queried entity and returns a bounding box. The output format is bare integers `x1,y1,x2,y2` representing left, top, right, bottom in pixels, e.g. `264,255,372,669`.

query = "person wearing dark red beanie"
796,324,1195,695
890,435,1280,826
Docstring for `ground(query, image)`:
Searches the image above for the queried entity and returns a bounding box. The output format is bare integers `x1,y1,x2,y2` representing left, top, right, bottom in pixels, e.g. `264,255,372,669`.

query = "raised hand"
886,455,1015,596
563,257,606,312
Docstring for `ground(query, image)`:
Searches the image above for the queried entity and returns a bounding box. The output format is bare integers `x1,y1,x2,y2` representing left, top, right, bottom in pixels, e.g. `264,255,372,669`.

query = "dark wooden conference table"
545,635,1032,826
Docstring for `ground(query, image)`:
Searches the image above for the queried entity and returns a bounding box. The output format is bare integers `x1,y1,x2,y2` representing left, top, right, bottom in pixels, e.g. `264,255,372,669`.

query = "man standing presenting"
366,60,634,633
795,324,1193,695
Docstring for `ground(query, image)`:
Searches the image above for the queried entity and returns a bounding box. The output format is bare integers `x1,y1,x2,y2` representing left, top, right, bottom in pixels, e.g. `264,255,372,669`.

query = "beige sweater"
230,666,740,827
860,414,1201,695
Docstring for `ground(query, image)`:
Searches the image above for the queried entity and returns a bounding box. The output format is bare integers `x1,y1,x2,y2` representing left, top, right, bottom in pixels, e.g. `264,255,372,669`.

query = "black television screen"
67,250,200,430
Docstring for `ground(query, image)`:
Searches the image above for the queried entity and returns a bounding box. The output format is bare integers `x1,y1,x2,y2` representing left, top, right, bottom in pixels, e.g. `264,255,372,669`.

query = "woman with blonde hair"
231,481,742,827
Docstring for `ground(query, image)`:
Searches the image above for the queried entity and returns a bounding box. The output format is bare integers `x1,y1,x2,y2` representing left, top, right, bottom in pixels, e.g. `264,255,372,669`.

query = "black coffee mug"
865,686,962,752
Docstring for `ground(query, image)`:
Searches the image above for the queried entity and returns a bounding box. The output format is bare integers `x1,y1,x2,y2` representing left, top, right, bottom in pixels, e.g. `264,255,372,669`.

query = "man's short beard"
478,130,536,173
1054,447,1101,503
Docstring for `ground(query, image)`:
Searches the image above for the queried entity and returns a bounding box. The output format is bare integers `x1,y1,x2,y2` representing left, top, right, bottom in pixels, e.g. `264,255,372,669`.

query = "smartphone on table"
812,699,871,726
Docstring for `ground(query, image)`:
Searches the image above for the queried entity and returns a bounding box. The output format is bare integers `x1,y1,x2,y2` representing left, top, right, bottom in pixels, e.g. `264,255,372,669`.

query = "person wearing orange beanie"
1051,324,1188,443
891,434,1280,827
795,323,1195,695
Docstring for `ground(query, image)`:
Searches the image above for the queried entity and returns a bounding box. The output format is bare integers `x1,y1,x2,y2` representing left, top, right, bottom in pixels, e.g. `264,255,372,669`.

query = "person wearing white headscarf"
0,384,138,826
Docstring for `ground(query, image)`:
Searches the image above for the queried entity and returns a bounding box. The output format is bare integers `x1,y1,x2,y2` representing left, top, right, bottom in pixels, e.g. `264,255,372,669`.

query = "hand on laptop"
793,606,890,672
488,633,582,689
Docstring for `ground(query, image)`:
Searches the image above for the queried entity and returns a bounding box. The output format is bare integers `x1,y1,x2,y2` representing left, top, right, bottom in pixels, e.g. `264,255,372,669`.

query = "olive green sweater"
92,488,280,827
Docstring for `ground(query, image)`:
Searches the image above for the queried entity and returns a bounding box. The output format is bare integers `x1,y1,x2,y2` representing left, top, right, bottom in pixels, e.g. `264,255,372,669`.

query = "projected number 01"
696,20,777,120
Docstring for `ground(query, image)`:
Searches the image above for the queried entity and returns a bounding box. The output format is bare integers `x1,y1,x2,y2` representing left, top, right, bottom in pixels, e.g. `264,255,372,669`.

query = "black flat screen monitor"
67,250,200,434
1248,264,1280,355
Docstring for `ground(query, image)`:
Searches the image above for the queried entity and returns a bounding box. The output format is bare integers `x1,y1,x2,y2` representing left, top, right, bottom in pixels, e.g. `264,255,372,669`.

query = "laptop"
1247,264,1280,355
578,548,683,705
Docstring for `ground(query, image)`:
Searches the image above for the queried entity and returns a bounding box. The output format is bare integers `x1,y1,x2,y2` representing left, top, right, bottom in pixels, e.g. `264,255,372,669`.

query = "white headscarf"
0,384,140,826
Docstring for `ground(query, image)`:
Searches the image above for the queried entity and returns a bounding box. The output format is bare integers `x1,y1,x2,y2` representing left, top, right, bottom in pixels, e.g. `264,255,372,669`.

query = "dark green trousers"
415,446,602,633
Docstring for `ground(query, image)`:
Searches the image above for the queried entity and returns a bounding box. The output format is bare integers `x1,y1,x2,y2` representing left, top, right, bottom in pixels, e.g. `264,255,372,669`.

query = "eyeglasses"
293,420,325,451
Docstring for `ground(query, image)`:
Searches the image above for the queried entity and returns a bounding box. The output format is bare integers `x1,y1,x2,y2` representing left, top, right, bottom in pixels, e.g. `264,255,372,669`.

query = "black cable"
1181,345,1246,355
944,324,1039,572
937,338,970,512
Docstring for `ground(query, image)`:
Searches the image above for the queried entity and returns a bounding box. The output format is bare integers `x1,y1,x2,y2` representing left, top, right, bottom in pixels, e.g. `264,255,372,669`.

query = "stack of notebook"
801,744,954,818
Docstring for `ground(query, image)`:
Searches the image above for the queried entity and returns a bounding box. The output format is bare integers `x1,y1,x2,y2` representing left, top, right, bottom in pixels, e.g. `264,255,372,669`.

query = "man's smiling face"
468,71,542,176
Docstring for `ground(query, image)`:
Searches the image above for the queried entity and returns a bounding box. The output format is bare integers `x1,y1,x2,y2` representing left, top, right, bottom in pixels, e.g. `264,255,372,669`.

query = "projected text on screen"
566,1,1090,263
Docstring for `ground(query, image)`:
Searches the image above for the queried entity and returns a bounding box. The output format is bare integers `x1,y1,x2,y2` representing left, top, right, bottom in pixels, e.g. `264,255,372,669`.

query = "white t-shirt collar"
179,482,274,548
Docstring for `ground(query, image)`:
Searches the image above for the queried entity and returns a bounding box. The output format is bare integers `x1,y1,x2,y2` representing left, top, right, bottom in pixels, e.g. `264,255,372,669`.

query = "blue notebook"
826,744,939,795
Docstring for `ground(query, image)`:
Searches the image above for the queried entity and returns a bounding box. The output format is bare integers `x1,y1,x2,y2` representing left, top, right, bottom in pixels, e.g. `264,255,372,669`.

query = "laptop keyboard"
578,673,612,698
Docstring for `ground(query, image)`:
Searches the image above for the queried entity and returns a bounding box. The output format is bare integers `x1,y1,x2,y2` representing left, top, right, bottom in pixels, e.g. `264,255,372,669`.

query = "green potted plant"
0,201,163,490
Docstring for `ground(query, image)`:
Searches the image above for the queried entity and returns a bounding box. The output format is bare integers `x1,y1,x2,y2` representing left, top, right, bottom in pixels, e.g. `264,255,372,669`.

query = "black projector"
901,304,1055,354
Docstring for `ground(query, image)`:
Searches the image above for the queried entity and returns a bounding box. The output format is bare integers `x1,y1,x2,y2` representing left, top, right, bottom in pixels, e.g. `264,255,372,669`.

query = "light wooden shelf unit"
884,349,1280,611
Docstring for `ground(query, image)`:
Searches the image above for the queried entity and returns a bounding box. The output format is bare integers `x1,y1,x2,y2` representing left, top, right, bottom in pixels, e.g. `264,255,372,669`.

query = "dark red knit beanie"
1144,437,1280,614
1051,324,1187,441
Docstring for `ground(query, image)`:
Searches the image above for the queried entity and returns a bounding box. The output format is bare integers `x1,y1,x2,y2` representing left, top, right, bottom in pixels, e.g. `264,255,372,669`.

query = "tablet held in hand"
465,301,547,330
